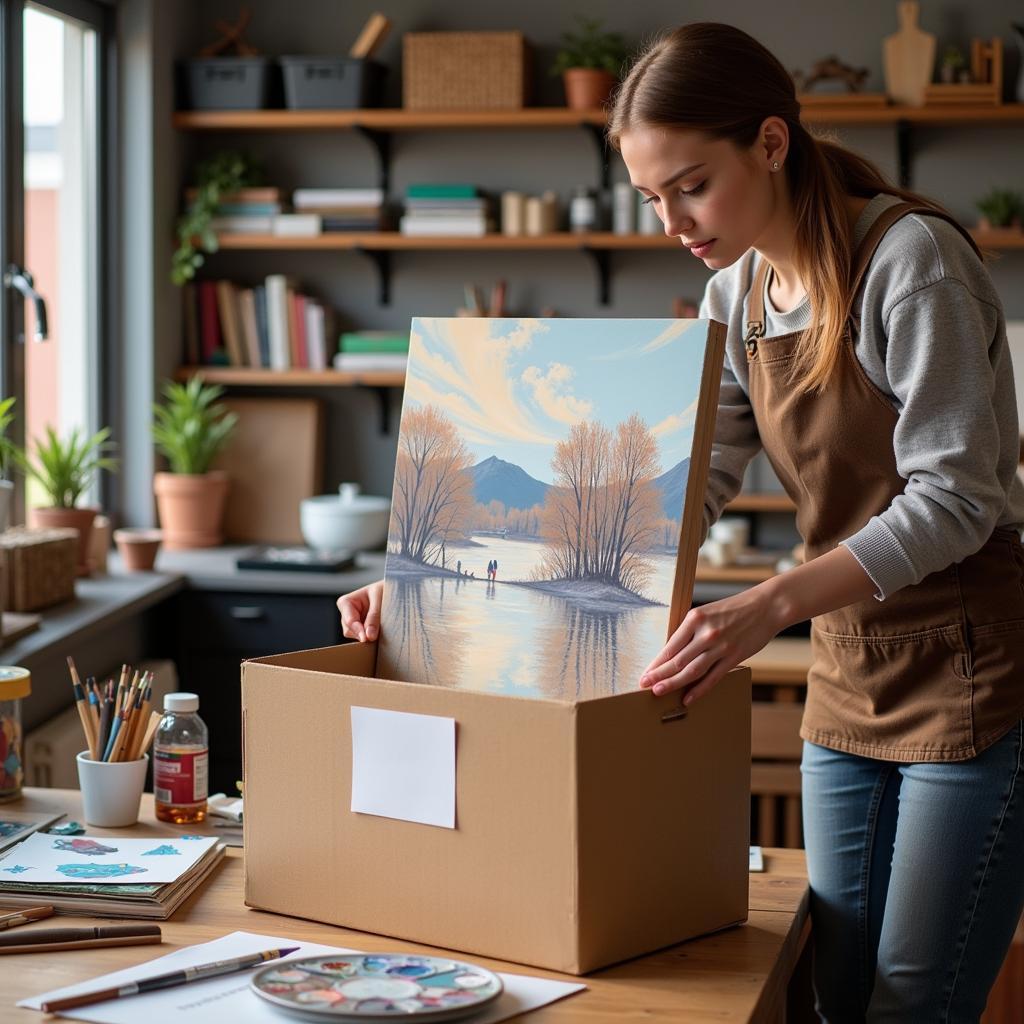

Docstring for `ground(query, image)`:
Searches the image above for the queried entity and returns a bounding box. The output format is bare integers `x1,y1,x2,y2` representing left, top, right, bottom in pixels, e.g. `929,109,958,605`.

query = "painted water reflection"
377,535,678,700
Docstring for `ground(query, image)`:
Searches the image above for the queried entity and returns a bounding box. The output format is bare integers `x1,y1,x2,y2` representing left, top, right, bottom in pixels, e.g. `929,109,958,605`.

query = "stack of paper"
0,832,225,919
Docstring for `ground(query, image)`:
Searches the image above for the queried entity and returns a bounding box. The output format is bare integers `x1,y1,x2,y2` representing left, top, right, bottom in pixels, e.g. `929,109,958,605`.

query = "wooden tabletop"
4,790,810,1022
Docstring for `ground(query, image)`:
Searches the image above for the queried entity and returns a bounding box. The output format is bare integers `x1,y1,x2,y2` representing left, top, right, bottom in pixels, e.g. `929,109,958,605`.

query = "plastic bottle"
154,692,209,824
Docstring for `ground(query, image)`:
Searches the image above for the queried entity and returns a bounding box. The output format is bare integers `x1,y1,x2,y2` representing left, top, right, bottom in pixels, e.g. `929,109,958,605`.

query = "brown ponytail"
607,23,949,393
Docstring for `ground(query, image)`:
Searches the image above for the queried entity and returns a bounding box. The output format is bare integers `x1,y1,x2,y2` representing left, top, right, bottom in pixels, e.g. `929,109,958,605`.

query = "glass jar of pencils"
154,692,208,824
0,666,30,802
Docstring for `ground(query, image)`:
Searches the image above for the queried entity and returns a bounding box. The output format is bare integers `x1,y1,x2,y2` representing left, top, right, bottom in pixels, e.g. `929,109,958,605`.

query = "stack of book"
333,330,409,373
187,187,284,235
0,832,226,920
292,187,386,232
183,277,335,371
399,185,493,236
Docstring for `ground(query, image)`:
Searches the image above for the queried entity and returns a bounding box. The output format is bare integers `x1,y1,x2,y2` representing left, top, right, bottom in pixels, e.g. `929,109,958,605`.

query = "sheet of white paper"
350,705,456,828
20,930,586,1024
749,846,764,872
0,831,218,884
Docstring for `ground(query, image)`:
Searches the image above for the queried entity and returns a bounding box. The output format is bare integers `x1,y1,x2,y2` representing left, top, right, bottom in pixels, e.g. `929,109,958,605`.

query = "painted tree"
391,405,474,564
536,415,661,594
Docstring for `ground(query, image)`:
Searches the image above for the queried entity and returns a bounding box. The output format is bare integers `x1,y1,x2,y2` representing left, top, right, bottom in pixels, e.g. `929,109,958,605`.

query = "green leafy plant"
152,376,238,475
941,46,966,71
0,397,17,479
550,16,628,76
15,425,118,508
975,187,1024,228
171,150,264,286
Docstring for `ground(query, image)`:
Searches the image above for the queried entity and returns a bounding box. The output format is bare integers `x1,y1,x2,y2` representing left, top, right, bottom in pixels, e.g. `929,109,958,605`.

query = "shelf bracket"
581,122,611,190
370,386,392,434
581,246,612,305
896,119,912,189
354,246,392,305
354,125,392,193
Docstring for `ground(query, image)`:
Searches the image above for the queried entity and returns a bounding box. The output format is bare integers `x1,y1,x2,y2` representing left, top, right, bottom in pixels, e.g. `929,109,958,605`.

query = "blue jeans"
801,721,1024,1023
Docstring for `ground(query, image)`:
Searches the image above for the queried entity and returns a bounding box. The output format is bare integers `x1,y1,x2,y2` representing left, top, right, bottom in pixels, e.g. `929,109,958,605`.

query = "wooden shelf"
209,231,680,251
175,366,405,387
173,104,1024,131
725,493,797,513
205,229,1022,252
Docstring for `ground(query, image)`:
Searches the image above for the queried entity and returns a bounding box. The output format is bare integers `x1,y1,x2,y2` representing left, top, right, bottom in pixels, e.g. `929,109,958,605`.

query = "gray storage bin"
280,56,385,109
179,57,277,110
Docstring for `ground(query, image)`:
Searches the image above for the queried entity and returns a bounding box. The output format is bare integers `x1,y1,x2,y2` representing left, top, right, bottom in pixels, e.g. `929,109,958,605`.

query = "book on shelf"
406,183,479,199
339,330,409,353
398,216,492,236
272,213,322,237
182,277,335,373
333,351,408,372
292,187,385,208
186,187,282,205
208,215,275,234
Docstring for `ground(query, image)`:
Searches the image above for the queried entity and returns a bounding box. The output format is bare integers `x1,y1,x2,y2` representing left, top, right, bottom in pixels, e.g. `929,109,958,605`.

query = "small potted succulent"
551,16,628,111
15,425,118,575
171,150,264,286
0,397,17,532
939,46,966,84
975,187,1024,231
152,376,238,549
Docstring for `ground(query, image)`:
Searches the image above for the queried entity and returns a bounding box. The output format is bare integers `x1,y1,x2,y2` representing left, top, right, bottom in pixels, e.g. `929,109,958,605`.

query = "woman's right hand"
337,580,384,642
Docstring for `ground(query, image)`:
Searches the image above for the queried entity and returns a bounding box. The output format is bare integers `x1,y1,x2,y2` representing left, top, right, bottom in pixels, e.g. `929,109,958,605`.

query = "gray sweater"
700,193,1024,600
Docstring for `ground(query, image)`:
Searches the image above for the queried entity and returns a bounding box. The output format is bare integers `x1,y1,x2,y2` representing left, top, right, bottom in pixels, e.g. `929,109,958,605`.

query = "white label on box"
350,706,456,828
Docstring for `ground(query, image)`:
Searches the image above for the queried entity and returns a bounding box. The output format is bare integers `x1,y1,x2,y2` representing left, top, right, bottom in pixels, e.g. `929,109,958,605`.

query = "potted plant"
939,46,965,84
15,425,118,575
975,187,1024,231
152,376,238,549
0,397,17,532
171,150,264,286
551,16,628,111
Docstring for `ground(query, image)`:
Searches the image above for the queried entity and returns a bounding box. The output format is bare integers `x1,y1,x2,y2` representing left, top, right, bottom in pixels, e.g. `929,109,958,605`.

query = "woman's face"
619,125,779,269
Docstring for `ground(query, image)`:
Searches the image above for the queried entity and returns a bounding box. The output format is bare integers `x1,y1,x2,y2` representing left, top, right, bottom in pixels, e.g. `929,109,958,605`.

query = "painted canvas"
377,318,726,700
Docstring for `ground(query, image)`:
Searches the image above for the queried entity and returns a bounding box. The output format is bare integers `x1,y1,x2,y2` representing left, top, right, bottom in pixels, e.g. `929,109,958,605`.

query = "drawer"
177,589,342,655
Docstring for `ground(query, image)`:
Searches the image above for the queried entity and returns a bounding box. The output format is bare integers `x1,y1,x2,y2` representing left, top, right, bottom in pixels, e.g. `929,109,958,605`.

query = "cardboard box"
242,642,751,974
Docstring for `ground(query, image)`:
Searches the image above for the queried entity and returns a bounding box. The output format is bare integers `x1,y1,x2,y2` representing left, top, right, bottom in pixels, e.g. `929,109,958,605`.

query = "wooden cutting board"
883,1,936,106
212,396,325,544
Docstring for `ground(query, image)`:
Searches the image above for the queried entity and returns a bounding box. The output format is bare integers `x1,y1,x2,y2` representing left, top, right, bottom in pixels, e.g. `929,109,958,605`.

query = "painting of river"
377,317,723,700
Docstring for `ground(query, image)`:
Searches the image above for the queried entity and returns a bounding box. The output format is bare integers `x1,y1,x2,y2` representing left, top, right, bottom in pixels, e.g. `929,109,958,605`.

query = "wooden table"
4,790,812,1022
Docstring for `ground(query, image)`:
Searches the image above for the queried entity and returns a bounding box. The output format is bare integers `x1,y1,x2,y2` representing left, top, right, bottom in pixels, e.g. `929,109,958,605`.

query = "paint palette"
250,953,504,1022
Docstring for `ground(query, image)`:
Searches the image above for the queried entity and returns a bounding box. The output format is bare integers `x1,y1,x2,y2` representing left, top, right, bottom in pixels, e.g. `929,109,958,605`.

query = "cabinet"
172,588,343,793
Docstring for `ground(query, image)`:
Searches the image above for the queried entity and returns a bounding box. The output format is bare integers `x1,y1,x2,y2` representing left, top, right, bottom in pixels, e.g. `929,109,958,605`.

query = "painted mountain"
378,317,725,700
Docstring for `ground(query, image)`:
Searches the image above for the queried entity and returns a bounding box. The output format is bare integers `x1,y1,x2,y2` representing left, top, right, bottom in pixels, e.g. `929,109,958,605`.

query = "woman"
338,23,1024,1021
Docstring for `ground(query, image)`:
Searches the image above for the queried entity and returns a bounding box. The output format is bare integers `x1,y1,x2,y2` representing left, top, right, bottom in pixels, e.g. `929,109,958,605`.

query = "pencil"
134,710,162,760
40,945,300,1011
71,681,97,761
0,924,161,949
0,906,53,931
101,708,124,762
127,677,153,761
124,673,150,761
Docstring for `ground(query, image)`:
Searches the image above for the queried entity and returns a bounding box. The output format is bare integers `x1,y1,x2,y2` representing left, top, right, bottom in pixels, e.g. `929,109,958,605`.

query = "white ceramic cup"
76,751,149,827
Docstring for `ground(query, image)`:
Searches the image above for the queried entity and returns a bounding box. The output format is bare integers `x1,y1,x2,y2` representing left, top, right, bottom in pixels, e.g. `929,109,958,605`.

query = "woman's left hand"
638,583,785,705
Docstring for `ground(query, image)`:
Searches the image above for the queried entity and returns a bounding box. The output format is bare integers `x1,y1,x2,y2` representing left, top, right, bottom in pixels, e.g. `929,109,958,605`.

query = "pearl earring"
772,161,780,171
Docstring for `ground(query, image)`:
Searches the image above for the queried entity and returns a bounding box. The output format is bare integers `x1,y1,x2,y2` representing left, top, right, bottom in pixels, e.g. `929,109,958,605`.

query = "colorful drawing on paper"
378,317,721,699
56,862,147,879
2,864,30,874
181,835,205,840
52,838,118,855
0,821,28,839
251,953,503,1018
141,844,180,856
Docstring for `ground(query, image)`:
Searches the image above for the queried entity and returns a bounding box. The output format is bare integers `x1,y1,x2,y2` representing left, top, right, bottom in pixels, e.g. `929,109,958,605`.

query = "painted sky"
402,318,713,483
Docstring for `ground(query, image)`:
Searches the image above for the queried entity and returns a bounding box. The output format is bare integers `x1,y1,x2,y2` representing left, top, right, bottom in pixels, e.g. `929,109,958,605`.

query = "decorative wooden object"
0,527,77,612
883,0,936,107
198,6,259,58
792,55,870,94
924,37,1003,106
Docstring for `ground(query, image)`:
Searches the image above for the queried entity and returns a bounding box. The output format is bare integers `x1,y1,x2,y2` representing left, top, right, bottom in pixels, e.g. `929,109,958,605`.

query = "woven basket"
403,31,531,110
0,527,78,612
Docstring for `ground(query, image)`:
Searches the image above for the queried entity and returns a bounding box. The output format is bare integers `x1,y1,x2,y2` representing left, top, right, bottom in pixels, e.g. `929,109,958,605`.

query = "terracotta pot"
562,68,617,111
153,471,229,550
30,505,98,575
113,528,162,571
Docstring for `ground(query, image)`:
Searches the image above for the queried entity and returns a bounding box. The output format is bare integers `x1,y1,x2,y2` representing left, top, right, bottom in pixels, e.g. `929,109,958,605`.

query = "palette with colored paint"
250,953,504,1022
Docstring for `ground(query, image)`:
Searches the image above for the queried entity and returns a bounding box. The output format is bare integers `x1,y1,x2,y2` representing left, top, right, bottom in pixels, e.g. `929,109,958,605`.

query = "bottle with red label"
154,692,209,824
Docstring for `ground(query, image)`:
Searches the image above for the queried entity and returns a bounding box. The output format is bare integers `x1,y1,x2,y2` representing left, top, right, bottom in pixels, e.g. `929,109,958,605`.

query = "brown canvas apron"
744,202,1024,762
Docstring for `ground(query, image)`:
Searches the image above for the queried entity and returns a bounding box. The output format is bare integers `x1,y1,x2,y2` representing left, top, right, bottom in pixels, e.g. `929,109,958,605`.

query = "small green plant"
941,46,965,71
171,150,264,286
550,16,628,76
0,397,17,479
153,376,238,475
975,187,1024,228
15,425,118,508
